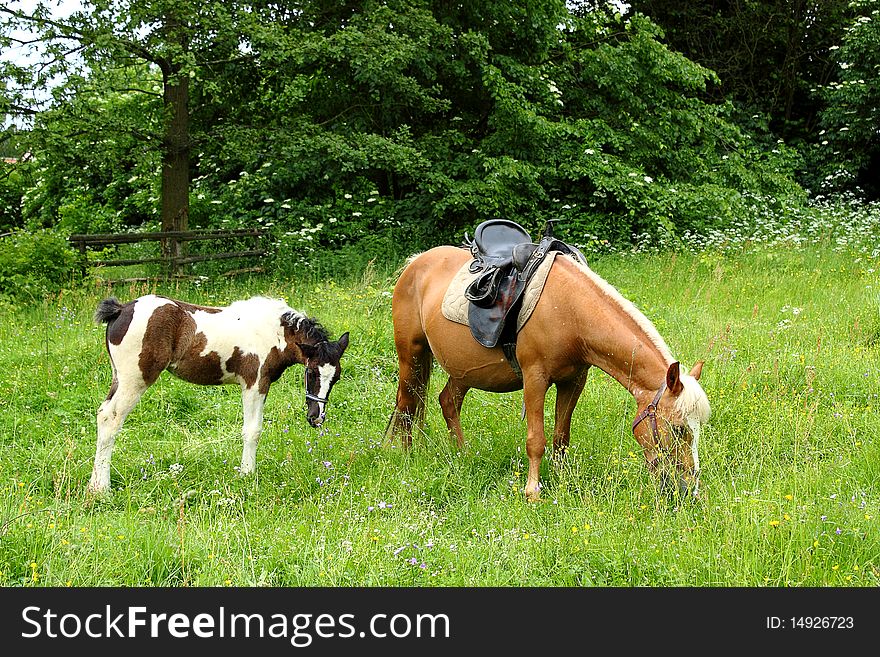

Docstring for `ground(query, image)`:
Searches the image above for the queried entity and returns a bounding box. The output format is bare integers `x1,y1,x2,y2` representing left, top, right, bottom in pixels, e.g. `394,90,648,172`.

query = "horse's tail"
94,298,124,324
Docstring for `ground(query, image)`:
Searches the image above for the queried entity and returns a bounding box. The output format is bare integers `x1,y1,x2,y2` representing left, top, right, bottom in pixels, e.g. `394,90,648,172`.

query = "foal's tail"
94,297,124,324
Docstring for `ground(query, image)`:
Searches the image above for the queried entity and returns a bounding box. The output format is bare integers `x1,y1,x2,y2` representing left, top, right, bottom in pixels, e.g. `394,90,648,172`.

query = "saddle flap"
467,274,526,348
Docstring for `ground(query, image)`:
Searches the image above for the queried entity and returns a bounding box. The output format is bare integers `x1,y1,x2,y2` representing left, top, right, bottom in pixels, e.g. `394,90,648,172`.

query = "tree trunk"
161,70,189,274
160,12,190,276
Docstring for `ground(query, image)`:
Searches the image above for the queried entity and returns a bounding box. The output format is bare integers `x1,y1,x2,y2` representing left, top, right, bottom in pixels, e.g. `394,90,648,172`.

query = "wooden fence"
69,228,267,279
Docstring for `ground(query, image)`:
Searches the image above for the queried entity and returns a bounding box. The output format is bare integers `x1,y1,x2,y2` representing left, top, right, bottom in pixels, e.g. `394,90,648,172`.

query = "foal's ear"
297,343,317,359
337,331,350,353
689,360,704,380
666,361,685,395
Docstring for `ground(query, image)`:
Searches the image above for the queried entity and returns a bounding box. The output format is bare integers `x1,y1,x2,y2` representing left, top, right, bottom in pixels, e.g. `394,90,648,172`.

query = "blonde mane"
675,374,712,425
569,256,710,426
569,257,675,363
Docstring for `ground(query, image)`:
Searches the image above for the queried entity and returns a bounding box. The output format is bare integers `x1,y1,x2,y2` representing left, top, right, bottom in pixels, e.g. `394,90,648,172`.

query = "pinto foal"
88,294,349,494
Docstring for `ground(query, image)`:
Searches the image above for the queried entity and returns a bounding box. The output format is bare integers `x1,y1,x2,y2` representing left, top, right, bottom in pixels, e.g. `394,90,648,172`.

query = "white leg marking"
89,379,148,493
688,420,701,496
688,420,701,474
239,387,266,475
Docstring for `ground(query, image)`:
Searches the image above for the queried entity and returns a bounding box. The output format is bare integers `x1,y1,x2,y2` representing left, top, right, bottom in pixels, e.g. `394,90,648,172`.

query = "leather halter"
632,382,667,446
304,365,329,405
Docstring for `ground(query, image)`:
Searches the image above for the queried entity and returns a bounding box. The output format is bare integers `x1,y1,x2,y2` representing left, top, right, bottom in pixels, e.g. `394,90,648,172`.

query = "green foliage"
19,62,163,231
810,0,880,196
187,4,807,256
0,229,81,299
0,159,25,232
627,0,850,150
4,0,812,264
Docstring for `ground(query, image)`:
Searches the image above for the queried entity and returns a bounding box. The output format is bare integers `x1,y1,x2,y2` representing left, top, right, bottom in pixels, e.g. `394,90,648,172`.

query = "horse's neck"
579,331,669,400
561,261,672,400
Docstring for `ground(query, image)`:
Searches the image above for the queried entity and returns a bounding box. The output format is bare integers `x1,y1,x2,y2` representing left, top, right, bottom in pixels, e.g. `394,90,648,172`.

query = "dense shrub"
0,230,81,299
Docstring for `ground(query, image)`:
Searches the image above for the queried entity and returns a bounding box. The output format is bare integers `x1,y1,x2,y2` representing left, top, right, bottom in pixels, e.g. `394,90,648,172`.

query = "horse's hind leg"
386,332,432,448
552,368,589,455
88,372,149,494
438,378,469,447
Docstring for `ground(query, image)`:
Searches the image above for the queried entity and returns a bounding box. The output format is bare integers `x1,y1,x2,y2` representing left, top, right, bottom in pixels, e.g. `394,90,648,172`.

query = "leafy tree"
0,1,257,249
813,0,880,197
627,0,850,148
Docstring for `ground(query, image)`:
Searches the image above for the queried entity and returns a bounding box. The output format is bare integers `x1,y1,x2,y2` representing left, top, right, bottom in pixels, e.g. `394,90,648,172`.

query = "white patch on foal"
187,297,301,383
311,362,337,424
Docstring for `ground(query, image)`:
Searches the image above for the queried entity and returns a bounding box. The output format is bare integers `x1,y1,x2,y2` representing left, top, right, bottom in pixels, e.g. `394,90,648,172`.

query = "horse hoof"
524,483,542,501
86,486,111,501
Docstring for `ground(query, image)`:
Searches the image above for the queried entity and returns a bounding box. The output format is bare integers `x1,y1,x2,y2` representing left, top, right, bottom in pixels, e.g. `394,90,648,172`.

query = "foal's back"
99,294,293,388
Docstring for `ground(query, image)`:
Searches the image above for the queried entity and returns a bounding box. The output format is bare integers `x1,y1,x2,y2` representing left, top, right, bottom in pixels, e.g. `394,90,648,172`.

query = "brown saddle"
462,219,586,374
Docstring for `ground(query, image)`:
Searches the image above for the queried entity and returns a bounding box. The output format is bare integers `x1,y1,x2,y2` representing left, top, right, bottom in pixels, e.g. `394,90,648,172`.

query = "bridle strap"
304,368,329,405
632,382,667,445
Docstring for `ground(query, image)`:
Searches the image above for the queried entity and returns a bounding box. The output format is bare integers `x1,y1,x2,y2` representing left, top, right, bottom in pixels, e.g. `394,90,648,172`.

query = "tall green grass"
0,241,877,587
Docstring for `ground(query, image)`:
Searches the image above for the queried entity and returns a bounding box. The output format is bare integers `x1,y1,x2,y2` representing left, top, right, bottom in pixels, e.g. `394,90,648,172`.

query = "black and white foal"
88,294,349,494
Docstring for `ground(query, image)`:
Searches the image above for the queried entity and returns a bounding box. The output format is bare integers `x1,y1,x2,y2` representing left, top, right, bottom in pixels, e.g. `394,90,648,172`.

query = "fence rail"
69,228,268,278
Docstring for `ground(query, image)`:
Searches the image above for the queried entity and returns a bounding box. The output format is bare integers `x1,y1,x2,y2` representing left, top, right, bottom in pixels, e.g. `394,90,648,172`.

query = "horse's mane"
297,315,330,344
568,257,675,363
278,306,330,344
568,257,711,425
674,374,712,426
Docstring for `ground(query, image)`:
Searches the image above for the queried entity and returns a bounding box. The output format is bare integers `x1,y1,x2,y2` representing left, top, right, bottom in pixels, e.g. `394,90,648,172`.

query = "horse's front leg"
522,370,550,501
386,336,432,449
239,385,266,475
552,368,589,455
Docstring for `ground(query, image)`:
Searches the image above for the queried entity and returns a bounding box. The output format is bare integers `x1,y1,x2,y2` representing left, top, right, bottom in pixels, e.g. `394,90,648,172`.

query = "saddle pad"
441,251,560,333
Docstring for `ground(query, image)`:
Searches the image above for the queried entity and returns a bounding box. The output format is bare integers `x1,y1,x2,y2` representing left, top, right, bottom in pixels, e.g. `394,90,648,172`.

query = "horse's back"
393,246,469,320
397,246,470,291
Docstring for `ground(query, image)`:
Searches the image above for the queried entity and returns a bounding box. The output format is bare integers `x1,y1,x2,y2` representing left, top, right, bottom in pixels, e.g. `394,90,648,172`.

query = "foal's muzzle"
305,391,328,428
307,410,325,428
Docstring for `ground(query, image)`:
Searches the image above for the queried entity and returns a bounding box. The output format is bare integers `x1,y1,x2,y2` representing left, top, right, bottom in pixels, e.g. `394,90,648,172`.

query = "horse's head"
298,332,350,427
632,361,711,499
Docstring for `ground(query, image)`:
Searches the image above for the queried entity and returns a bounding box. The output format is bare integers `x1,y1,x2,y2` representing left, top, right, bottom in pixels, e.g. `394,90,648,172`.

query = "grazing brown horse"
89,294,349,494
385,245,710,500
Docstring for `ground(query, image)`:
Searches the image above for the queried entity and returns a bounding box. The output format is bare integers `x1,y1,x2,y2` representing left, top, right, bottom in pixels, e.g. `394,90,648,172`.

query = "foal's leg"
552,369,589,455
239,385,266,475
438,378,469,447
522,369,550,500
88,373,149,494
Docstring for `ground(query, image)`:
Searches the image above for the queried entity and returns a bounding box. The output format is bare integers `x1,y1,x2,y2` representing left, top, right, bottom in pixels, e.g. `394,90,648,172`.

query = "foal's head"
297,332,350,427
632,361,711,499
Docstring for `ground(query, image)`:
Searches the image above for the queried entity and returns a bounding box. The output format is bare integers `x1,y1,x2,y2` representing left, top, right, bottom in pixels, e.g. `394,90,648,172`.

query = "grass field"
1,209,878,586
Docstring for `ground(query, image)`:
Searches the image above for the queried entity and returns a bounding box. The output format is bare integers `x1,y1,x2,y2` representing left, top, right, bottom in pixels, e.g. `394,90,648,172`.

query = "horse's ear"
337,332,350,352
689,360,704,380
666,361,684,395
298,343,317,359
